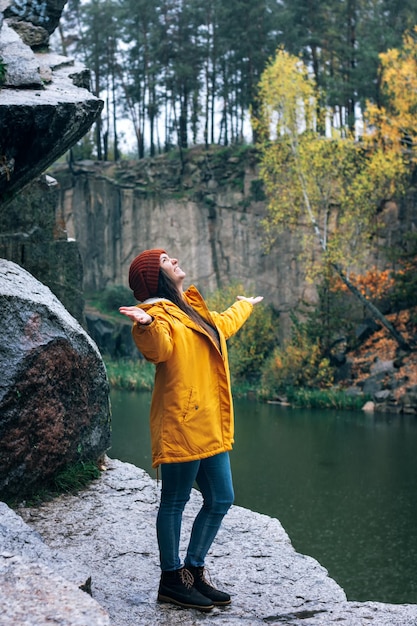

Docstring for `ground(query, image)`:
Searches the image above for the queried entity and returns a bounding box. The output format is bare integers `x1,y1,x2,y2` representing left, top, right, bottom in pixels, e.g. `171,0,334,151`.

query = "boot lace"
196,566,215,589
179,567,194,589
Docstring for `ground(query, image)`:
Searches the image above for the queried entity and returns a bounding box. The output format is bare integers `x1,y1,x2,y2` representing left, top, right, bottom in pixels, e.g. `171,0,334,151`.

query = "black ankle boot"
157,567,214,612
185,565,231,606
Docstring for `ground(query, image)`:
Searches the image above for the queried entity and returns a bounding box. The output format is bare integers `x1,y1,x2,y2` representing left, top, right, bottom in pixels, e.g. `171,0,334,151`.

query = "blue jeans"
156,452,234,571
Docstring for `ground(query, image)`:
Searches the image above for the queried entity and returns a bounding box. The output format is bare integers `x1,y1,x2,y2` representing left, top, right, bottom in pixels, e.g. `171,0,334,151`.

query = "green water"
109,389,417,604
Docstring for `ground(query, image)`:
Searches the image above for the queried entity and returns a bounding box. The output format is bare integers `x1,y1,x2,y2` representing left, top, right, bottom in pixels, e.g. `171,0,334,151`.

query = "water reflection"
109,390,417,604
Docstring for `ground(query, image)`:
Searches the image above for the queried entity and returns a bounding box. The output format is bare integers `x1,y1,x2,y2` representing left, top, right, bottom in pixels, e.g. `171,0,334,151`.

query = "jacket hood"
139,286,201,311
140,297,172,305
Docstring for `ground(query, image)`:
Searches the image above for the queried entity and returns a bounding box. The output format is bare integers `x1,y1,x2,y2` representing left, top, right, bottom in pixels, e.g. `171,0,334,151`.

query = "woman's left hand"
236,295,264,305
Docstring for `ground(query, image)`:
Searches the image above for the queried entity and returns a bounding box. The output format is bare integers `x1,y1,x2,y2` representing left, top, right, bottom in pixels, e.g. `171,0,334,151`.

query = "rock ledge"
0,457,413,625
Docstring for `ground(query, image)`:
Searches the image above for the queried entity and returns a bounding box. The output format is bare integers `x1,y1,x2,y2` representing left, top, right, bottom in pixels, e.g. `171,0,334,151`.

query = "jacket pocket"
181,387,199,421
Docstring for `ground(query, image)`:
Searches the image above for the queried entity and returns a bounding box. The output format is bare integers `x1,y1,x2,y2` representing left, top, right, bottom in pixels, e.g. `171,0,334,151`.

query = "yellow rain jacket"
131,285,253,468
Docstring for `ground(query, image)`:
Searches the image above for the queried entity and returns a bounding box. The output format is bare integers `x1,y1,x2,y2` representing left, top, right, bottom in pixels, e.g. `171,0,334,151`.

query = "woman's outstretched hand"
119,306,153,325
236,295,264,305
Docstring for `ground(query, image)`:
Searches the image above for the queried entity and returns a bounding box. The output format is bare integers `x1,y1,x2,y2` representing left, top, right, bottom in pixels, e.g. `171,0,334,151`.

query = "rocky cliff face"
52,147,317,337
51,146,417,338
0,173,85,321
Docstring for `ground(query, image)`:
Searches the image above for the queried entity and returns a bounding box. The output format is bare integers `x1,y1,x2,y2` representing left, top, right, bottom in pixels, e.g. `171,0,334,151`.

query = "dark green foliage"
296,277,355,356
250,179,266,202
57,0,417,156
56,0,281,155
260,330,334,396
51,461,101,493
206,282,280,383
87,285,134,318
389,232,417,311
101,285,134,312
275,0,417,130
259,276,355,396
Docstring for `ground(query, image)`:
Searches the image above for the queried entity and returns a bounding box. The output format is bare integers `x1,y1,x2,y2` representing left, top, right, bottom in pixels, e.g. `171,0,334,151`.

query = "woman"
119,248,263,612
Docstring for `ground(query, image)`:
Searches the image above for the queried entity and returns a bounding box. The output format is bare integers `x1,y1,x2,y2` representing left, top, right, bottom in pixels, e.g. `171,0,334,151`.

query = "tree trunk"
178,86,188,149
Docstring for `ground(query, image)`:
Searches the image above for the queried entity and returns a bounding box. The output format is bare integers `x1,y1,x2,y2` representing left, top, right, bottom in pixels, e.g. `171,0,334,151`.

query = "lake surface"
109,389,417,605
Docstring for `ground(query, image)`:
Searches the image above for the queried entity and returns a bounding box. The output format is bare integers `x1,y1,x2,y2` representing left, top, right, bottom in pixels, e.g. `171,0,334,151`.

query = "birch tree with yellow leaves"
365,27,417,159
254,47,413,350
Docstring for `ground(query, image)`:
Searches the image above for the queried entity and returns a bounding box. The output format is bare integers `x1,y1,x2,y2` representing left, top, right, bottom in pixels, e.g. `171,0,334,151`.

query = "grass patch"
6,461,102,507
52,460,101,494
231,379,262,399
104,356,155,391
285,387,368,410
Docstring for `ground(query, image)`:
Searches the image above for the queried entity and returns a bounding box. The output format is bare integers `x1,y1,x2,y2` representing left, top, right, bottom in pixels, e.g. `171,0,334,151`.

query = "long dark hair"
157,269,220,350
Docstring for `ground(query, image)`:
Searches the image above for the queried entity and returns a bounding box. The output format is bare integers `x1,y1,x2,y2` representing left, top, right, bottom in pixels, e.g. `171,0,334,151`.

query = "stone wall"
52,148,317,338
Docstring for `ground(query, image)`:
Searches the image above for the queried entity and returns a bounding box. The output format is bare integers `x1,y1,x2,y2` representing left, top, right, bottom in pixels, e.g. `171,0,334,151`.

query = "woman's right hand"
119,306,153,325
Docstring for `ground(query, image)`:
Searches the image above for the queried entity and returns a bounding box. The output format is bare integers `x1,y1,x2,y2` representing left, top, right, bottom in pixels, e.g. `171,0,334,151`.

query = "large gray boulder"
0,260,111,499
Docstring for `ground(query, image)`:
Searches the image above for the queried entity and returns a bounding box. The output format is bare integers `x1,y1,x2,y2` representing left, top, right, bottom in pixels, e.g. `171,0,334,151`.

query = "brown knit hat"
129,248,166,302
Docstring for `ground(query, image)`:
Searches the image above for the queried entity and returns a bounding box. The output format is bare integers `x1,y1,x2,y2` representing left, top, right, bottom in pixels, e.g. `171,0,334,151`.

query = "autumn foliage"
332,266,395,300
365,27,417,160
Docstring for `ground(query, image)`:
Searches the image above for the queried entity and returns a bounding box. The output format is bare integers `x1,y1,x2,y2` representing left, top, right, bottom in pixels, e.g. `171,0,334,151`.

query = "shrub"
52,461,101,493
87,285,134,316
102,284,134,311
6,461,102,506
389,232,417,311
260,318,334,397
206,282,280,383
